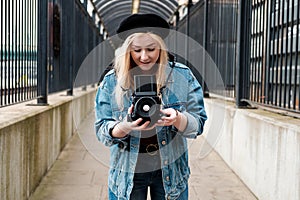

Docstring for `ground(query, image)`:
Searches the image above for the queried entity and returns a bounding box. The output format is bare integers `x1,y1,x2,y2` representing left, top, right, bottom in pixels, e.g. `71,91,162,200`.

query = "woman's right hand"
111,105,155,138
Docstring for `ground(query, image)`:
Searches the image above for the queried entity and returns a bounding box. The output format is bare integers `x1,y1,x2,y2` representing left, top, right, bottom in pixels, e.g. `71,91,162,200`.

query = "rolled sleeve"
178,69,207,138
94,75,129,149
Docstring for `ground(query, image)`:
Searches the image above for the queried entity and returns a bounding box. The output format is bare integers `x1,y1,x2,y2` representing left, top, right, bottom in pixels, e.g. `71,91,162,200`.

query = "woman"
95,14,207,200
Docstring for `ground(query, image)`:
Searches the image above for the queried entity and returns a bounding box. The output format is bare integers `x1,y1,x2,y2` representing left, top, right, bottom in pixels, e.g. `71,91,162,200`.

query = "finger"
128,105,134,114
144,124,156,130
136,121,151,130
132,118,143,126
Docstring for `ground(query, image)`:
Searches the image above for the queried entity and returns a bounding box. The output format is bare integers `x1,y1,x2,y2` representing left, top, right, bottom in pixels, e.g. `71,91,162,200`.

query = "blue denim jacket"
95,62,207,200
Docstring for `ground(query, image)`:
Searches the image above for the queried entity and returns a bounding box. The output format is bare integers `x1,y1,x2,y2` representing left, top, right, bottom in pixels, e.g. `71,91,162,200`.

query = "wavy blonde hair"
114,32,169,110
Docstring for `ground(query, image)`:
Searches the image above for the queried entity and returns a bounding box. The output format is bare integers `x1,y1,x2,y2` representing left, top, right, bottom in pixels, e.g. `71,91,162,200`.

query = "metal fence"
0,0,106,107
0,0,38,107
1,0,300,114
250,0,300,112
176,0,299,114
176,0,238,97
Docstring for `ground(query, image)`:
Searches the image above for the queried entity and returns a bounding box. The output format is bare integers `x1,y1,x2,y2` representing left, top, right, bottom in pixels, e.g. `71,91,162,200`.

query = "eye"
133,49,141,53
147,48,155,52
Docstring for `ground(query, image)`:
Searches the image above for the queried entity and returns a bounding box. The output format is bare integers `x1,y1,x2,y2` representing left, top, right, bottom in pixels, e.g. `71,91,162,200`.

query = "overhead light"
132,0,140,14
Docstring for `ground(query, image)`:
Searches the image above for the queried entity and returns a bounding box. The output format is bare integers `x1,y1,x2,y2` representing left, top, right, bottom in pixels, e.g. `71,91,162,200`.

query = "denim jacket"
95,62,207,200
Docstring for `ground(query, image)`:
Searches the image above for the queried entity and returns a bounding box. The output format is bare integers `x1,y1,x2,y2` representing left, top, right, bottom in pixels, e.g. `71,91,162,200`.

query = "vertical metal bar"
250,1,254,101
0,0,3,106
253,1,257,101
257,1,264,103
29,0,32,97
20,0,25,101
67,0,74,96
264,0,271,104
279,0,285,107
254,1,258,102
14,0,18,103
12,0,15,104
24,0,28,100
288,0,294,109
17,0,20,102
236,0,251,107
4,0,7,105
28,0,32,98
283,0,289,108
203,0,209,97
274,0,281,106
185,0,192,67
83,0,87,10
296,1,300,110
259,1,265,103
37,0,48,105
7,0,11,105
270,1,275,104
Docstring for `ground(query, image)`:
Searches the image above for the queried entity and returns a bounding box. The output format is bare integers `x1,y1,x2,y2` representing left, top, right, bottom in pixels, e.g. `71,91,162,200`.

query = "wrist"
113,122,131,137
173,110,187,132
174,109,179,119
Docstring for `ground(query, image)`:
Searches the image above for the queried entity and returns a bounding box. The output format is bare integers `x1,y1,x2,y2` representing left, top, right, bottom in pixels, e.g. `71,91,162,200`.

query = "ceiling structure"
92,0,179,37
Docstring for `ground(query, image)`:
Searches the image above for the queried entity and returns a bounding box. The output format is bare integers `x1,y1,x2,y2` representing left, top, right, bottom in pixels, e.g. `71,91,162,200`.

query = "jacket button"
166,176,170,181
161,140,166,145
167,195,171,200
164,160,168,165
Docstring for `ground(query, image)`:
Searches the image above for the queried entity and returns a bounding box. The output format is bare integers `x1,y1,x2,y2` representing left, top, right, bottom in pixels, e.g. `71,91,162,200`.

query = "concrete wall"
0,87,97,200
203,98,300,200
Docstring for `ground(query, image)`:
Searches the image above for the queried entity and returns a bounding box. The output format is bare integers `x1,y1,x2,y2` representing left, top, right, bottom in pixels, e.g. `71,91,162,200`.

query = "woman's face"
130,34,160,72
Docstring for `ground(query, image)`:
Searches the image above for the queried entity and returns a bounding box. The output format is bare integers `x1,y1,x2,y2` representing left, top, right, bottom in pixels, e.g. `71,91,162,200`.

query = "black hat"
116,13,170,40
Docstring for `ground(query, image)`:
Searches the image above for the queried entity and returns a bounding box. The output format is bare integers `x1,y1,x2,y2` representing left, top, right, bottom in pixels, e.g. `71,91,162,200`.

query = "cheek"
152,51,160,61
130,52,139,62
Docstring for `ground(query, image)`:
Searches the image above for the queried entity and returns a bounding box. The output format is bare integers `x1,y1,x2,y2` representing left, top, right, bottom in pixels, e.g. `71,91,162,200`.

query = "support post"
37,0,49,105
236,0,251,107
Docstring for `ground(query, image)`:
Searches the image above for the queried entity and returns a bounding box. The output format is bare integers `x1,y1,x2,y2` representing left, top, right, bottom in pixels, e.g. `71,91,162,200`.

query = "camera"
130,75,162,126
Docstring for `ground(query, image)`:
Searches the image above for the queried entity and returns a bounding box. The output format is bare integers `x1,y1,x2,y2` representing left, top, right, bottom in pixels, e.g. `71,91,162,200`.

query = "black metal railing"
250,0,300,112
175,0,238,98
175,0,299,114
2,0,299,114
0,0,38,107
1,0,106,107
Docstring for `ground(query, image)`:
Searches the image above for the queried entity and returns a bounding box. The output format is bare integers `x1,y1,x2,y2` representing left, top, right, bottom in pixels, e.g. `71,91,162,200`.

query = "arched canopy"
92,0,179,37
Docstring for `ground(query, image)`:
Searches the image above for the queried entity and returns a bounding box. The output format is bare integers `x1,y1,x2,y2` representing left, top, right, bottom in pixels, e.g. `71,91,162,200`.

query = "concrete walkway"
29,112,257,200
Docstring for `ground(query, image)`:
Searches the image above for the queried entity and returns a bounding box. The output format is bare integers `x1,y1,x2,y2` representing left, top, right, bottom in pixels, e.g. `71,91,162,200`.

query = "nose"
140,50,149,61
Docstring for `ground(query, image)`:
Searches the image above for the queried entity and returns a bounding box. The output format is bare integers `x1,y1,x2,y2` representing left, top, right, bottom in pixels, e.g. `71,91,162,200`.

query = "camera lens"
135,97,157,118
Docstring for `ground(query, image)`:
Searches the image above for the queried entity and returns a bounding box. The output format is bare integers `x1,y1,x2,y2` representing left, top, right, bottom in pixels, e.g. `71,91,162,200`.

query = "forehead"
131,34,159,47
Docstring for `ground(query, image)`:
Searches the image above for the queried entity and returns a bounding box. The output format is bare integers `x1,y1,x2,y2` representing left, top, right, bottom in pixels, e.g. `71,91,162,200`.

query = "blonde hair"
114,32,169,110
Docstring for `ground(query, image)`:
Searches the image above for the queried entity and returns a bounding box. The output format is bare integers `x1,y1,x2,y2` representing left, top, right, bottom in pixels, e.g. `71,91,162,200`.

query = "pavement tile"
57,149,87,161
50,159,102,171
29,185,101,200
39,170,94,185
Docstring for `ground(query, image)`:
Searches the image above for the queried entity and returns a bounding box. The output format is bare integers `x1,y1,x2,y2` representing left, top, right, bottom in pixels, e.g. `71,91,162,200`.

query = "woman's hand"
157,108,178,126
111,105,156,138
157,108,187,131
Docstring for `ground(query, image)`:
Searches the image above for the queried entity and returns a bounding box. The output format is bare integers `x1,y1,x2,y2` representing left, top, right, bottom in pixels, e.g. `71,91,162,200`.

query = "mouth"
140,61,151,65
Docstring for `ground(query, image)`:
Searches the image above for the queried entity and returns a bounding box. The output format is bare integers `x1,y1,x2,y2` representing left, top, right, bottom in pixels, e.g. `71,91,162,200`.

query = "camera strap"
158,59,175,97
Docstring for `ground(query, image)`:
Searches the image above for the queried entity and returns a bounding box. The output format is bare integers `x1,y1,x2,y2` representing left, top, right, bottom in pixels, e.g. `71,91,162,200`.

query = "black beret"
116,13,170,40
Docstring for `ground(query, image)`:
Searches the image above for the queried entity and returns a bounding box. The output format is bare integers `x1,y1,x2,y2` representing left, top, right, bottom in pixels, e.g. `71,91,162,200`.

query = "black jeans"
130,169,165,200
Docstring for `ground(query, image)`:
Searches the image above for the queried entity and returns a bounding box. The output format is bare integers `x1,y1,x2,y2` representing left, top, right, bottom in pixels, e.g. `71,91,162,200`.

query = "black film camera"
130,75,162,126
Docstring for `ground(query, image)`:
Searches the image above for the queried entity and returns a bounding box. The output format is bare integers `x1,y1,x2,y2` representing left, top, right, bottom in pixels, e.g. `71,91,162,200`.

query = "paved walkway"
29,112,257,200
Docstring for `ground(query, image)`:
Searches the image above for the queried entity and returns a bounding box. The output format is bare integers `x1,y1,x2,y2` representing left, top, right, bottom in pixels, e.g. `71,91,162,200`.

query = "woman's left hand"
157,108,178,126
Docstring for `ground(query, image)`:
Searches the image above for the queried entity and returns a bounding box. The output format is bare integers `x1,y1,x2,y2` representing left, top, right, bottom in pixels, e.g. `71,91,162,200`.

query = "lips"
140,61,151,65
